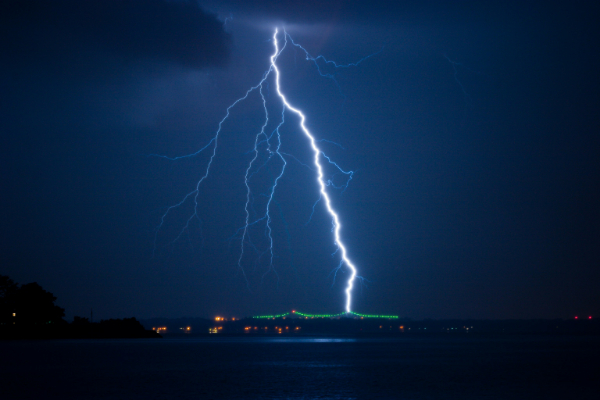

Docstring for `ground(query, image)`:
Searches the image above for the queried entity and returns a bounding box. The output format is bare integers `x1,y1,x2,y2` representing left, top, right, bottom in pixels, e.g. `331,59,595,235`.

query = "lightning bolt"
153,27,377,313
270,29,357,312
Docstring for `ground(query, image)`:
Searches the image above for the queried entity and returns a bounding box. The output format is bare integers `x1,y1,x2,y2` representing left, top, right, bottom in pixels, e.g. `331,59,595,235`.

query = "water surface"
2,335,598,399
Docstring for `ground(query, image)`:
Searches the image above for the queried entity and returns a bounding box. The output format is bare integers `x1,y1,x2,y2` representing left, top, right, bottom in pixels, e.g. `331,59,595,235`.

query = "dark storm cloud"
1,0,231,71
202,0,506,27
203,0,393,24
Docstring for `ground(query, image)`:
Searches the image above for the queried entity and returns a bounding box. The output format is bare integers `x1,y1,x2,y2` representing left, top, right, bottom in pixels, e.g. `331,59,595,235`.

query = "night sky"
2,0,599,321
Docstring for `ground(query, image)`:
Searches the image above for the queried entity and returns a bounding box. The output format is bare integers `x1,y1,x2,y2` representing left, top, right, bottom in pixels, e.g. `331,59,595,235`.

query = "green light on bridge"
349,312,399,319
252,310,399,319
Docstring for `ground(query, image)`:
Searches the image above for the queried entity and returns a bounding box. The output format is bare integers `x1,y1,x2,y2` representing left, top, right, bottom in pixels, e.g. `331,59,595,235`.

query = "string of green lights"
349,312,399,319
251,311,399,319
294,311,346,318
252,312,290,319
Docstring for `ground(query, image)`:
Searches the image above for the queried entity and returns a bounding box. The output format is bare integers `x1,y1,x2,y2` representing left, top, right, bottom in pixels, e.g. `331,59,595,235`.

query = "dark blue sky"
2,0,599,320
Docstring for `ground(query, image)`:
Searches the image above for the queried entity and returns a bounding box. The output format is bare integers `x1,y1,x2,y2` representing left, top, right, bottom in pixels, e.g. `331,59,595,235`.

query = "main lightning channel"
153,27,372,314
270,29,357,313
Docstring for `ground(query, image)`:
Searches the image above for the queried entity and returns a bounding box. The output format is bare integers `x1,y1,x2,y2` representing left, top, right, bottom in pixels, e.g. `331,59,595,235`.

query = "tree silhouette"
0,275,18,324
1,274,159,339
0,275,65,326
15,282,65,325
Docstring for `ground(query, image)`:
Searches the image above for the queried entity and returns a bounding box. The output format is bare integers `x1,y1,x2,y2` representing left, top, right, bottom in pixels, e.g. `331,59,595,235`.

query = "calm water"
1,335,598,399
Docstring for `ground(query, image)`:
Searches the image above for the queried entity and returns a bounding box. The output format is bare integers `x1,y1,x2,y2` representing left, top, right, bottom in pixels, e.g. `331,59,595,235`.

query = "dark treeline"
0,274,160,339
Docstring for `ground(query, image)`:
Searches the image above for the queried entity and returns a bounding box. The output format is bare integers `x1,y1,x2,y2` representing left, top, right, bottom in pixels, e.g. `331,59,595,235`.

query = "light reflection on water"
252,337,357,343
1,335,598,399
156,336,359,344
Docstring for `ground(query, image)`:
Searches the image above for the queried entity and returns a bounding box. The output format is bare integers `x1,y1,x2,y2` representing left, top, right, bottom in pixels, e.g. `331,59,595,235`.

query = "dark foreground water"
1,334,598,399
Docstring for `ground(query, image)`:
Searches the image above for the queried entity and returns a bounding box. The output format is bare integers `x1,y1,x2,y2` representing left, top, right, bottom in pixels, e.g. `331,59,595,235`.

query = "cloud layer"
1,0,231,71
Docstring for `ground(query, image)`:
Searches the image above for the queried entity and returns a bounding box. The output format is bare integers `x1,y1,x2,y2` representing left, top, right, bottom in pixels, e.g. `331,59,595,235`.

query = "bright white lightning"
153,27,374,313
270,29,357,312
